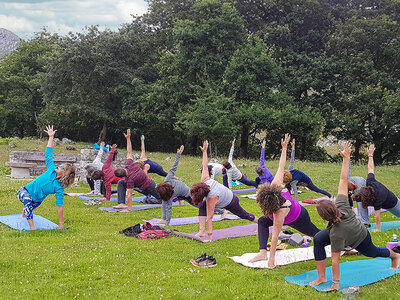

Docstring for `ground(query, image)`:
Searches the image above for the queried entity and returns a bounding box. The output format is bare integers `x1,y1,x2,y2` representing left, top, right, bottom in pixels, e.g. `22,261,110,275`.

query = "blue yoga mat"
79,195,146,202
232,188,256,194
369,221,400,232
99,202,181,212
285,257,400,292
0,214,58,231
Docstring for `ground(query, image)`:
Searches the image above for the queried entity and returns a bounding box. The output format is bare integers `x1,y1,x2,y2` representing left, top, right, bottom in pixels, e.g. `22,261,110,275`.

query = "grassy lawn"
0,139,399,299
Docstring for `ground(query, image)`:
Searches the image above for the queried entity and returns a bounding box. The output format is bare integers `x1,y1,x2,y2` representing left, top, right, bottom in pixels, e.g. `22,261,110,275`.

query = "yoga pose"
156,146,227,225
310,142,399,291
190,140,258,242
283,139,332,201
223,139,257,189
249,134,320,267
91,144,122,201
354,145,400,232
208,162,223,179
17,125,75,230
140,135,168,177
255,139,274,186
113,129,161,212
85,141,105,195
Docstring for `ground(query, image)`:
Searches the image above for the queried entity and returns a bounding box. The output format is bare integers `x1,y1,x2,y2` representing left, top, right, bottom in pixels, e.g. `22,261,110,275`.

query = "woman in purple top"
255,139,275,186
249,134,320,267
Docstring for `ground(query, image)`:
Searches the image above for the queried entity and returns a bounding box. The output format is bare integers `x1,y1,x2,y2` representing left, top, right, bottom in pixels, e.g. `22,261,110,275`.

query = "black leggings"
257,206,320,250
313,229,390,260
86,177,94,191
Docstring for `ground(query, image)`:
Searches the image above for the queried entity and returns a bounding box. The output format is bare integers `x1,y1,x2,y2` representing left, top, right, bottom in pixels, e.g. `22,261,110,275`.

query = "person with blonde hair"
310,142,399,291
17,125,75,230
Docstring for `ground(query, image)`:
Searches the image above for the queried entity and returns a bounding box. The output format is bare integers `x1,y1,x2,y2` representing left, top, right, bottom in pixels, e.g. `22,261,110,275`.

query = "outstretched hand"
44,125,57,137
262,139,266,148
200,140,208,153
111,144,117,150
124,129,131,139
367,144,375,157
232,138,236,146
281,133,291,149
141,135,145,141
100,141,105,148
177,145,184,155
291,138,295,150
339,141,351,158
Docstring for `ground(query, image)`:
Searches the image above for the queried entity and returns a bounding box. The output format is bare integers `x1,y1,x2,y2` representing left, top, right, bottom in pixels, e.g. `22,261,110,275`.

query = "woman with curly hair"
190,140,258,242
353,145,400,232
249,134,320,267
310,142,399,291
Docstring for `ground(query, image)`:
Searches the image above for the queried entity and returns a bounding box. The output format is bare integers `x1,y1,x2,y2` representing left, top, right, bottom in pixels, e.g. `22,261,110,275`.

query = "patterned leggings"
17,187,42,220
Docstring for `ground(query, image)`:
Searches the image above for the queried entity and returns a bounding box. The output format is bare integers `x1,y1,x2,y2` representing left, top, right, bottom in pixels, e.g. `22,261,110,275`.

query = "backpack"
137,222,172,240
119,223,144,237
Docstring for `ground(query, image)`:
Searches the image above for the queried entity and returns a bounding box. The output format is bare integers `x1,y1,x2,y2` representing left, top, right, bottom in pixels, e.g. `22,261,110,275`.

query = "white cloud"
0,14,35,33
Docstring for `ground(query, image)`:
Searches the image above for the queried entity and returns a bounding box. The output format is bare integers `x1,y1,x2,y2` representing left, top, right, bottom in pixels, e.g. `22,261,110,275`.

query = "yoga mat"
66,192,89,197
353,207,386,216
232,188,256,195
99,202,181,212
369,221,400,232
285,257,400,291
241,194,257,200
229,246,333,268
145,214,240,226
79,195,145,202
231,180,243,186
0,214,58,230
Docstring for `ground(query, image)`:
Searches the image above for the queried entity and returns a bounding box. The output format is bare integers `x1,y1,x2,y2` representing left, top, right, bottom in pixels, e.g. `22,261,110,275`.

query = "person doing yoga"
91,144,123,201
310,142,399,291
255,139,275,187
113,129,161,212
222,139,257,189
190,140,258,242
156,146,227,225
85,141,105,195
249,134,320,267
283,139,332,201
353,145,400,232
139,135,168,177
17,125,75,230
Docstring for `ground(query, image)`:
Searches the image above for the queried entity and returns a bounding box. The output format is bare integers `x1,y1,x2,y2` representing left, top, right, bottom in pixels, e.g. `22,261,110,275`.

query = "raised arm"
140,135,146,161
259,140,266,167
338,142,351,196
367,144,375,175
288,139,295,171
93,141,105,165
166,145,184,181
348,156,352,178
124,129,133,160
228,139,235,163
200,141,210,182
103,145,116,169
271,134,291,186
44,125,57,169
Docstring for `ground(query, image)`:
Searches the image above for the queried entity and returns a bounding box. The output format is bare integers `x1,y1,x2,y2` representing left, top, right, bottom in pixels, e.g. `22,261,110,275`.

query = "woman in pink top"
249,134,320,268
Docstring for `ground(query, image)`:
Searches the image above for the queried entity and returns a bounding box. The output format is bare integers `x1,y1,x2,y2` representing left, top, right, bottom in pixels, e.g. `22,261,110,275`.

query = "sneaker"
190,253,207,266
190,254,217,268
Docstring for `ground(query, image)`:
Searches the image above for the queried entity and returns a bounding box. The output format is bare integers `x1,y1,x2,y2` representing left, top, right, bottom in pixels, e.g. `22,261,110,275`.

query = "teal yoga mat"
285,257,400,291
369,221,400,232
0,214,58,230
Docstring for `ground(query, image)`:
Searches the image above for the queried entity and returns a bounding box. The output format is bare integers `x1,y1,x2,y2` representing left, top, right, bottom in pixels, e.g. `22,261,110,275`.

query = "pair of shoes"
190,253,217,268
364,223,371,228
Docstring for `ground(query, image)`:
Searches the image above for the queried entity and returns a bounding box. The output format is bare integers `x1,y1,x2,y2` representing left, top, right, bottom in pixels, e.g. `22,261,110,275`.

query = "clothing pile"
120,222,173,239
84,199,103,206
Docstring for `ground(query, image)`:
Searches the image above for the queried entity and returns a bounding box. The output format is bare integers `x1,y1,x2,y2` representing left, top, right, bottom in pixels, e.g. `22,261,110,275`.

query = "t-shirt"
125,159,152,190
205,179,233,208
328,194,368,252
366,173,398,210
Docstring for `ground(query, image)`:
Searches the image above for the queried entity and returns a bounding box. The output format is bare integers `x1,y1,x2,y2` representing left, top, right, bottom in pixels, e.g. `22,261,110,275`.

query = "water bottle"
392,234,398,242
387,234,399,250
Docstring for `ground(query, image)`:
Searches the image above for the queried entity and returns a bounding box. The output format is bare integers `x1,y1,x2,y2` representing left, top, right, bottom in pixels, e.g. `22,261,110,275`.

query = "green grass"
0,139,399,299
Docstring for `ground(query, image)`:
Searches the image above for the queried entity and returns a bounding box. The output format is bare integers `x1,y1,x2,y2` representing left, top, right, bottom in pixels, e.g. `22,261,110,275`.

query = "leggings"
17,187,42,220
307,181,332,198
144,159,168,177
86,177,95,191
117,179,162,204
257,206,320,250
223,174,257,188
101,182,117,197
314,229,390,260
198,195,255,221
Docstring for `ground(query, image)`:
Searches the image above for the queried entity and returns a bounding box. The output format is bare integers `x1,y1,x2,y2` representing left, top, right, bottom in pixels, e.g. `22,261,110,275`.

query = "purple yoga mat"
99,202,181,212
353,206,386,215
232,188,256,194
145,214,240,226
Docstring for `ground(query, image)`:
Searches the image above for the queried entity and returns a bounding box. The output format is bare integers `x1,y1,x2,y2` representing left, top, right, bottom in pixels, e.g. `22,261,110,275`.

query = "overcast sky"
0,0,149,39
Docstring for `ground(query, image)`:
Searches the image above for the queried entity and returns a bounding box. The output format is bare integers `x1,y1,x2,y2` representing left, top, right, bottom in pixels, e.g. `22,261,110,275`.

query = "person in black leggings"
310,142,400,291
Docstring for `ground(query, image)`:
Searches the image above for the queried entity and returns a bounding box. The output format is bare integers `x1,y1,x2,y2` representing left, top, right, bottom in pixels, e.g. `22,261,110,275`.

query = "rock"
66,145,76,151
9,141,15,148
12,136,20,140
149,153,152,158
165,156,172,161
62,137,75,144
238,163,248,168
133,153,140,161
53,138,59,147
210,158,220,164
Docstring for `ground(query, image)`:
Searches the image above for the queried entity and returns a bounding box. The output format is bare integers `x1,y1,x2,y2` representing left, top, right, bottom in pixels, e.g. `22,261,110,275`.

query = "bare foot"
390,250,400,269
113,204,127,209
29,226,36,231
309,277,327,286
249,252,267,263
179,200,184,206
195,231,206,237
119,209,130,213
219,209,229,220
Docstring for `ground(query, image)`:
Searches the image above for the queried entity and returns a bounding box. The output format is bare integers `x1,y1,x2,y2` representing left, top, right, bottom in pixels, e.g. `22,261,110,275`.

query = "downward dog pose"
255,139,275,187
190,140,258,242
223,139,257,189
113,129,161,212
91,144,123,201
354,145,400,232
310,142,399,291
283,139,332,201
347,159,370,227
140,135,168,177
156,146,227,225
85,141,105,195
17,125,75,230
249,134,320,267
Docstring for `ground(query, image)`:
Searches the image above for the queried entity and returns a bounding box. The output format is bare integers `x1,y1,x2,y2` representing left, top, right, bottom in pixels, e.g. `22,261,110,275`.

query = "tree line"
0,0,399,164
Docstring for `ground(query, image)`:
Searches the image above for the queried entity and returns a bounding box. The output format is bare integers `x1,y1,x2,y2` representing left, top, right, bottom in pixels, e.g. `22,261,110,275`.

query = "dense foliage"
1,0,400,162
